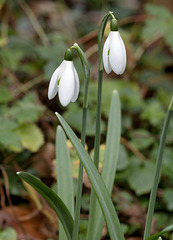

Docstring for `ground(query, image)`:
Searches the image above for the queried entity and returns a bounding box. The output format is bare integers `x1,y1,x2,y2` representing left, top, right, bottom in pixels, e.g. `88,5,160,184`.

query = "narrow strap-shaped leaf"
93,90,121,240
56,126,74,240
146,224,173,240
143,96,173,239
17,172,73,240
55,112,125,240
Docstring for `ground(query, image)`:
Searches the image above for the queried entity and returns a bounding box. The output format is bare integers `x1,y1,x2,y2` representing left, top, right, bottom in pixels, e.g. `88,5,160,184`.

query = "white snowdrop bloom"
103,19,126,75
48,50,79,107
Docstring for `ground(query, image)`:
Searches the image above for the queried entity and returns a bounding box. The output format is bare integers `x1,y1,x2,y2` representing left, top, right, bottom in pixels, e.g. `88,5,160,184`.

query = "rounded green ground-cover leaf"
163,189,173,211
130,129,155,150
0,227,17,240
127,160,155,195
0,118,21,150
15,123,44,152
0,87,13,103
6,93,44,124
0,129,21,149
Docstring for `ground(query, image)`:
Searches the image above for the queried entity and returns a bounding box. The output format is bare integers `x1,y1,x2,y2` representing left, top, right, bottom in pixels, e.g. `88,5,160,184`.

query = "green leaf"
63,104,105,136
17,172,74,240
145,4,172,18
154,213,170,230
0,227,17,240
1,47,24,71
81,194,90,211
143,4,173,52
92,90,121,240
0,129,21,150
55,112,125,240
56,126,74,240
0,118,18,130
130,129,155,150
6,93,44,124
117,145,129,171
0,87,13,103
146,224,173,240
164,23,173,52
162,147,173,179
127,160,155,195
143,97,173,240
15,123,44,152
0,118,22,150
101,80,143,116
163,189,173,211
37,41,68,79
141,100,165,126
1,37,35,71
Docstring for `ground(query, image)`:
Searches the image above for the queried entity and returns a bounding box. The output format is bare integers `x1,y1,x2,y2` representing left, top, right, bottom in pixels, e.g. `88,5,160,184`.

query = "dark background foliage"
0,0,173,239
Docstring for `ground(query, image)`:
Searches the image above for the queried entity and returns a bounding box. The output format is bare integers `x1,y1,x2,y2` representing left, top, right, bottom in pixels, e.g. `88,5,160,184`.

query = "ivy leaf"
15,123,44,152
127,160,155,195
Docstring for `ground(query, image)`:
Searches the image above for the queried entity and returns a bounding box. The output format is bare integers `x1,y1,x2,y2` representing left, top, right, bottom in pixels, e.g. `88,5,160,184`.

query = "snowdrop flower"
48,49,79,107
103,19,126,75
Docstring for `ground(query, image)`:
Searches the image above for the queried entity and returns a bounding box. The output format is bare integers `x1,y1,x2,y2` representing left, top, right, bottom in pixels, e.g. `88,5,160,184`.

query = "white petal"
119,34,126,74
57,60,67,77
48,65,60,100
58,61,75,107
48,61,67,100
103,32,112,74
109,31,126,75
71,62,80,102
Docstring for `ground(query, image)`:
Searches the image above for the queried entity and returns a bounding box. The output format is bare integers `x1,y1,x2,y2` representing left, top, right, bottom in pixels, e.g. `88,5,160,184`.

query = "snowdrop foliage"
103,19,126,75
48,49,80,107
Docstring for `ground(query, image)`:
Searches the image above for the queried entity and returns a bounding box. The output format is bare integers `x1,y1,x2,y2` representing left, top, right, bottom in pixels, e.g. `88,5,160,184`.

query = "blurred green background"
0,0,173,239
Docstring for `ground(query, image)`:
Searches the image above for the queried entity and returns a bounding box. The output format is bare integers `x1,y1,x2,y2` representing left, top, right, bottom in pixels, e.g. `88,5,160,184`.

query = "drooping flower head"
48,48,80,107
103,18,126,75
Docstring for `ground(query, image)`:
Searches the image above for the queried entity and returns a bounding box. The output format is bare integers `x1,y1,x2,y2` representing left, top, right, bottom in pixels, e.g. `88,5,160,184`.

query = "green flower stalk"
87,11,126,240
48,43,90,240
71,43,90,240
